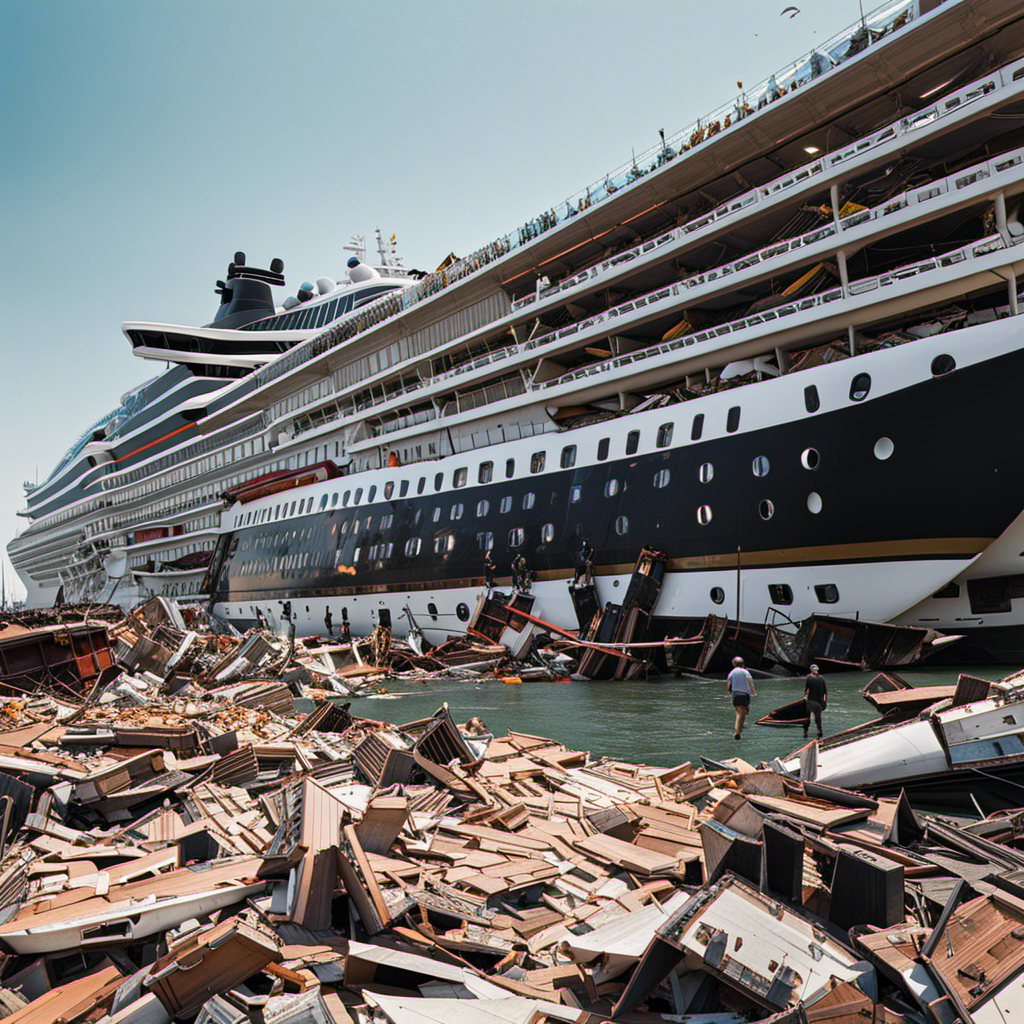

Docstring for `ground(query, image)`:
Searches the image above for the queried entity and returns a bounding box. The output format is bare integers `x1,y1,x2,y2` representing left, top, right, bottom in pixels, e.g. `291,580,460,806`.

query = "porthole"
399,480,409,497
710,586,725,605
605,479,620,498
931,354,956,376
801,448,820,471
657,423,674,448
453,468,467,488
476,499,490,517
479,461,493,484
697,505,713,526
570,485,582,503
354,488,363,503
752,456,770,477
416,477,426,495
330,493,339,507
434,472,444,491
509,527,524,548
873,437,894,460
759,499,774,520
768,583,793,605
726,406,741,433
505,458,515,478
530,451,546,474
804,385,820,413
597,438,610,461
432,507,441,523
807,491,823,514
815,583,840,604
850,373,871,401
542,523,555,543
699,462,714,484
625,430,640,455
691,414,704,441
318,495,328,511
560,445,577,469
456,603,470,622
653,469,671,489
384,482,394,500
366,485,376,503
427,602,438,620
500,496,512,513
615,515,629,536
522,492,535,510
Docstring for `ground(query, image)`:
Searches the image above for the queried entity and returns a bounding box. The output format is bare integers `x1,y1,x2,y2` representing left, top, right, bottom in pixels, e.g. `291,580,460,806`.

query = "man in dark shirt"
804,664,827,739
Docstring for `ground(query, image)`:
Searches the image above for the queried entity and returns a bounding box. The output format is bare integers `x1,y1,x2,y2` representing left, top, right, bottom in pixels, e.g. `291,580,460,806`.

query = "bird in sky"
781,6,801,16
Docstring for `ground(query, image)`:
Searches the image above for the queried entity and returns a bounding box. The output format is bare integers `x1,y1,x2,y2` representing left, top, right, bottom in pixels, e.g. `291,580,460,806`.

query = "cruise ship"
9,0,1024,663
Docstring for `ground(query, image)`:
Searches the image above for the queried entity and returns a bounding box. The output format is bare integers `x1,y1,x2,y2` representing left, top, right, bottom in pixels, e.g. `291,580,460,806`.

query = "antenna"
343,235,366,264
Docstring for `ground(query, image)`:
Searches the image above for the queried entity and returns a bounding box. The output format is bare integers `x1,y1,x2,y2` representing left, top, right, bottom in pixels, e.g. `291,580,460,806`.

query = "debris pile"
3,648,1024,1023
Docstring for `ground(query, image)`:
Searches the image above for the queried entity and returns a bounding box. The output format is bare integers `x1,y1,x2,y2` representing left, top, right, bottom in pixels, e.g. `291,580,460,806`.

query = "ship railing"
533,233,1012,391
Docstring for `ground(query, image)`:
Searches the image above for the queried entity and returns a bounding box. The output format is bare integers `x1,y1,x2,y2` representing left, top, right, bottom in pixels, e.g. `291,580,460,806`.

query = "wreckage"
0,603,1023,1021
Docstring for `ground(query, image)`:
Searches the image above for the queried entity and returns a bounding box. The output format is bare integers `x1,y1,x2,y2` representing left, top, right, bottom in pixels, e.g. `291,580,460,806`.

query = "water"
348,664,1023,769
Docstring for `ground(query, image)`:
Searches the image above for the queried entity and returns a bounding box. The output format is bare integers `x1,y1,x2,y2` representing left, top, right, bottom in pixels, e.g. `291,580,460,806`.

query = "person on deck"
726,656,757,740
483,550,496,592
804,664,828,738
324,607,333,638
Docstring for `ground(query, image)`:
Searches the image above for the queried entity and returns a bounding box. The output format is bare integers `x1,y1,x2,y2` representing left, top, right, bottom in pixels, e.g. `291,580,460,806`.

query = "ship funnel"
347,255,380,283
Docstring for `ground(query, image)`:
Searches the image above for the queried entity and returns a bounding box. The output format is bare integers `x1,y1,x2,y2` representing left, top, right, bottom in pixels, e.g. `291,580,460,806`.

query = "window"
318,495,328,511
505,458,515,478
570,484,582,503
427,602,438,620
769,584,793,605
381,513,393,529
933,582,960,599
404,538,422,556
804,385,820,413
967,575,1024,614
456,602,470,622
499,495,512,513
399,479,409,497
509,527,524,548
625,430,640,455
815,583,840,604
752,456,769,477
801,448,820,471
522,492,535,510
697,505,713,525
873,437,894,461
477,531,494,550
654,469,670,488
454,467,468,488
699,462,714,484
850,373,871,401
615,516,629,536
354,487,363,503
479,461,493,484
759,499,774,520
710,586,725,605
417,477,426,495
432,507,441,523
541,523,555,543
807,491,823,514
560,445,577,469
726,406,741,433
434,472,444,491
691,414,704,440
450,503,464,521
364,486,375,503
330,492,339,507
932,354,956,376
597,438,610,461
476,499,490,517
384,482,394,500
657,423,673,448
604,479,620,498
530,451,546,473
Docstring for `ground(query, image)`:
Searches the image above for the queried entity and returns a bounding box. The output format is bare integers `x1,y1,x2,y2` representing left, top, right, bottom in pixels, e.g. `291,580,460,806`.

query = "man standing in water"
726,656,756,740
803,664,827,739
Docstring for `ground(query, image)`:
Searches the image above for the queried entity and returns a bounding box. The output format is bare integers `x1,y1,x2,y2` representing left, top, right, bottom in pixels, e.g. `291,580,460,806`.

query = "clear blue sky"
1,0,864,602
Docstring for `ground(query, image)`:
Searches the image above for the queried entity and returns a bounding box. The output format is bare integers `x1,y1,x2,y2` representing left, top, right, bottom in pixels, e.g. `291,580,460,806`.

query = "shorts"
732,693,750,708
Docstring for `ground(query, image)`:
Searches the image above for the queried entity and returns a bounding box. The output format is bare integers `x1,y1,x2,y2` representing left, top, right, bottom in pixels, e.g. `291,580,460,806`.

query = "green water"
348,664,1023,769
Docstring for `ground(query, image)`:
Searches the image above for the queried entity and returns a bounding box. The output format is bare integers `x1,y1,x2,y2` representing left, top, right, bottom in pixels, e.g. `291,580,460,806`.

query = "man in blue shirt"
726,656,757,740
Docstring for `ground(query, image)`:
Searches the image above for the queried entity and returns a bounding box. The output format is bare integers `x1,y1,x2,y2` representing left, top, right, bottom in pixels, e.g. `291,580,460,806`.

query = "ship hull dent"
208,326,1024,653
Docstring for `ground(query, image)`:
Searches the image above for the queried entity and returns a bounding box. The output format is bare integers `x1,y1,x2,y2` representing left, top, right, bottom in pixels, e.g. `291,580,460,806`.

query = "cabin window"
530,451,546,473
340,519,350,535
815,583,840,604
509,527,524,548
710,587,725,605
354,488,363,503
380,513,393,529
479,461,493,484
691,414,704,440
417,477,426,495
604,479,620,498
384,482,394,500
367,485,377,502
699,462,714,484
769,584,793,605
657,423,673,448
874,437,894,461
450,503,464,521
807,491,823,514
330,492,339,507
933,582,960,599
454,467,468,488
522,492,535,510
456,602,470,622
625,430,640,455
850,373,871,401
434,472,444,491
499,495,512,513
570,485,581,503
477,531,494,550
654,469,670,488
759,499,774,520
726,407,741,433
804,385,820,412
752,456,769,477
561,445,577,468
432,507,441,523
427,602,438,619
697,504,713,525
541,523,554,543
399,479,409,497
597,438,610,461
505,458,515,478
446,535,455,552
476,499,489,517
931,354,956,376
404,538,421,556
615,515,629,536
318,495,328,511
968,574,1024,614
801,448,820,471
